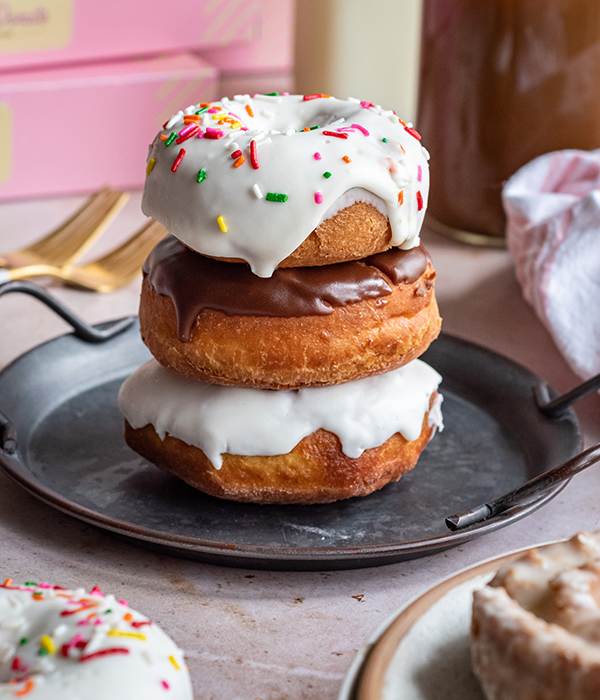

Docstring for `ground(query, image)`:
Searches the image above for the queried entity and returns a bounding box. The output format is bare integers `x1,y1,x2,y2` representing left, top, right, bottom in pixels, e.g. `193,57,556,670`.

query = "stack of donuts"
118,93,443,504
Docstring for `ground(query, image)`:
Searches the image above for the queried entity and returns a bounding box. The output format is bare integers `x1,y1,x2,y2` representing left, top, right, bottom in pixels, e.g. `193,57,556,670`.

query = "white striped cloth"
503,149,600,380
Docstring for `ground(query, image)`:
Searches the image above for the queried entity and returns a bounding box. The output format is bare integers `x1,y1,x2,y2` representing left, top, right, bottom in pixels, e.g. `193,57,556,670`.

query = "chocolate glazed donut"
139,237,441,389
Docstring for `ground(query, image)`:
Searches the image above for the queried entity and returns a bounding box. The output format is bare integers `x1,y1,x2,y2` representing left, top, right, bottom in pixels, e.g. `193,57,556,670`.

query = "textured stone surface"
0,193,599,700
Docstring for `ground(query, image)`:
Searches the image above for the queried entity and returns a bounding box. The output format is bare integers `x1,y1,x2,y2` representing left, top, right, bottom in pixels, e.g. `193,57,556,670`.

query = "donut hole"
253,106,349,134
305,111,346,129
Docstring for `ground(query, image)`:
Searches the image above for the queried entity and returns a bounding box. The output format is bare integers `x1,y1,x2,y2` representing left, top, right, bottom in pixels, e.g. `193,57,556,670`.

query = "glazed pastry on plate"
471,531,600,700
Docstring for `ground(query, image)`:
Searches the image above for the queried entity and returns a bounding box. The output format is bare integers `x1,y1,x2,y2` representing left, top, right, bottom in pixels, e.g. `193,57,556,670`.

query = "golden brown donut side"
124,400,436,505
207,201,392,268
140,263,441,390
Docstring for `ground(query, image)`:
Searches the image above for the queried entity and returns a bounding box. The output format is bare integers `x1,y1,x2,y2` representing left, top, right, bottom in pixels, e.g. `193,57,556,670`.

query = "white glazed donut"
142,94,430,277
0,580,193,700
118,357,443,470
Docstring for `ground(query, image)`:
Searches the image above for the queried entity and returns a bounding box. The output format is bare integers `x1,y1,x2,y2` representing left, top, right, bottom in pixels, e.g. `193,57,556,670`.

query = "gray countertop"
1,192,599,700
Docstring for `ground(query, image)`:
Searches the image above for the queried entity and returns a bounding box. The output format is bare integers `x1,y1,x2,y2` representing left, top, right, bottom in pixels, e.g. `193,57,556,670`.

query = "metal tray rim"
0,448,571,562
0,323,582,569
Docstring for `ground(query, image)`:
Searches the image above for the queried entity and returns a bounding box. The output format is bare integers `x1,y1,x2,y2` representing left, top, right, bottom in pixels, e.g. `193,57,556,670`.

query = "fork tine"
61,220,166,292
27,188,129,266
25,188,111,257
86,220,165,273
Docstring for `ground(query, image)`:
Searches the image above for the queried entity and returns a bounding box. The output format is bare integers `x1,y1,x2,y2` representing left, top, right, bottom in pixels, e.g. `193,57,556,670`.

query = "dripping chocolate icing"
144,236,431,342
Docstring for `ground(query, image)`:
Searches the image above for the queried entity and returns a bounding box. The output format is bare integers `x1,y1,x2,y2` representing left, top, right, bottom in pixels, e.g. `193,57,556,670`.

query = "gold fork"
0,187,129,277
51,220,166,293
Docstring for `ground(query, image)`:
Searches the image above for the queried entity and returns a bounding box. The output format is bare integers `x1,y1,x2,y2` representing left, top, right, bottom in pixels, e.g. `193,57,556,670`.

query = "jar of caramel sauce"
418,0,600,243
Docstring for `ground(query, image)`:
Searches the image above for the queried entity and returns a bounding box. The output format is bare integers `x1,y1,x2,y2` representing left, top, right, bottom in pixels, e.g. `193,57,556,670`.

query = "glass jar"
419,0,600,244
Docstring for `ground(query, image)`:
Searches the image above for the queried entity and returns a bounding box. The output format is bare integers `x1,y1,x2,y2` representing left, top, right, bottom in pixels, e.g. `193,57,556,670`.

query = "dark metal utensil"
446,441,600,530
535,374,600,417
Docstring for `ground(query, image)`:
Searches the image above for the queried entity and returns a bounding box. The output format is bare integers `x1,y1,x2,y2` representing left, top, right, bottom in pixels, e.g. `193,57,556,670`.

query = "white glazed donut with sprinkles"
0,579,192,700
142,93,430,278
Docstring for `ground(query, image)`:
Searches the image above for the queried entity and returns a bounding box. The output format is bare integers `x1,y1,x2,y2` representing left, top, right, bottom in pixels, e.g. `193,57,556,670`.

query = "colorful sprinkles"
146,95,429,264
107,630,147,640
0,579,189,698
405,125,422,141
176,124,200,144
14,679,35,697
266,192,288,203
250,140,259,169
204,128,223,139
171,149,186,173
79,647,130,663
40,635,56,654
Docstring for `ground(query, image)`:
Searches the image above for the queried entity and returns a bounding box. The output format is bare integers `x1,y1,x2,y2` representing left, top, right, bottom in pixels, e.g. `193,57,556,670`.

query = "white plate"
340,542,562,700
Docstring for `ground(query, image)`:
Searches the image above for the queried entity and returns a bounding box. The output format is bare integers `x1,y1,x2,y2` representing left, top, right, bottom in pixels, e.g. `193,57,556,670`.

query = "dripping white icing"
118,359,443,469
142,95,429,277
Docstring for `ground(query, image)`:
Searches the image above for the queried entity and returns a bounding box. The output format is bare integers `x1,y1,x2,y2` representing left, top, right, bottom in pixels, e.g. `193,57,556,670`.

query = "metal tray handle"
535,374,600,417
446,441,600,530
0,280,136,455
448,371,600,530
0,280,134,343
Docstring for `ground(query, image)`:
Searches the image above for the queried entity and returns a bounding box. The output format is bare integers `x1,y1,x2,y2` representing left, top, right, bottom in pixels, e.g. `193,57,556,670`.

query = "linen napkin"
503,149,600,380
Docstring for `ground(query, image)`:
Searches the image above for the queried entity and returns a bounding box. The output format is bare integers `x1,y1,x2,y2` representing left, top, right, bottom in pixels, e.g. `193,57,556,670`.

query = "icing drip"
118,359,443,469
143,236,431,342
142,95,430,277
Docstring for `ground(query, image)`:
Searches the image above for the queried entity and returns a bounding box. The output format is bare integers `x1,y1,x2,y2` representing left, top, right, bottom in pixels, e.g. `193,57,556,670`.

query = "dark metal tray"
0,316,581,570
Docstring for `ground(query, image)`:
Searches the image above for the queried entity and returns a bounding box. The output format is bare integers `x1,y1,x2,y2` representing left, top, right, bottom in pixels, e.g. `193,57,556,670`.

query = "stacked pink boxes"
0,0,295,200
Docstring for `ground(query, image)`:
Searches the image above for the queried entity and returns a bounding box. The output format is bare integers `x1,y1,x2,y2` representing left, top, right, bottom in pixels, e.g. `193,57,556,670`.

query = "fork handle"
0,280,134,343
0,263,66,284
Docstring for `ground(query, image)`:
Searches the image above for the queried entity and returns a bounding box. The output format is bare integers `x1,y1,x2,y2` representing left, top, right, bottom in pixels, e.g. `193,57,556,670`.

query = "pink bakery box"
202,0,294,74
0,53,218,200
0,0,260,72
